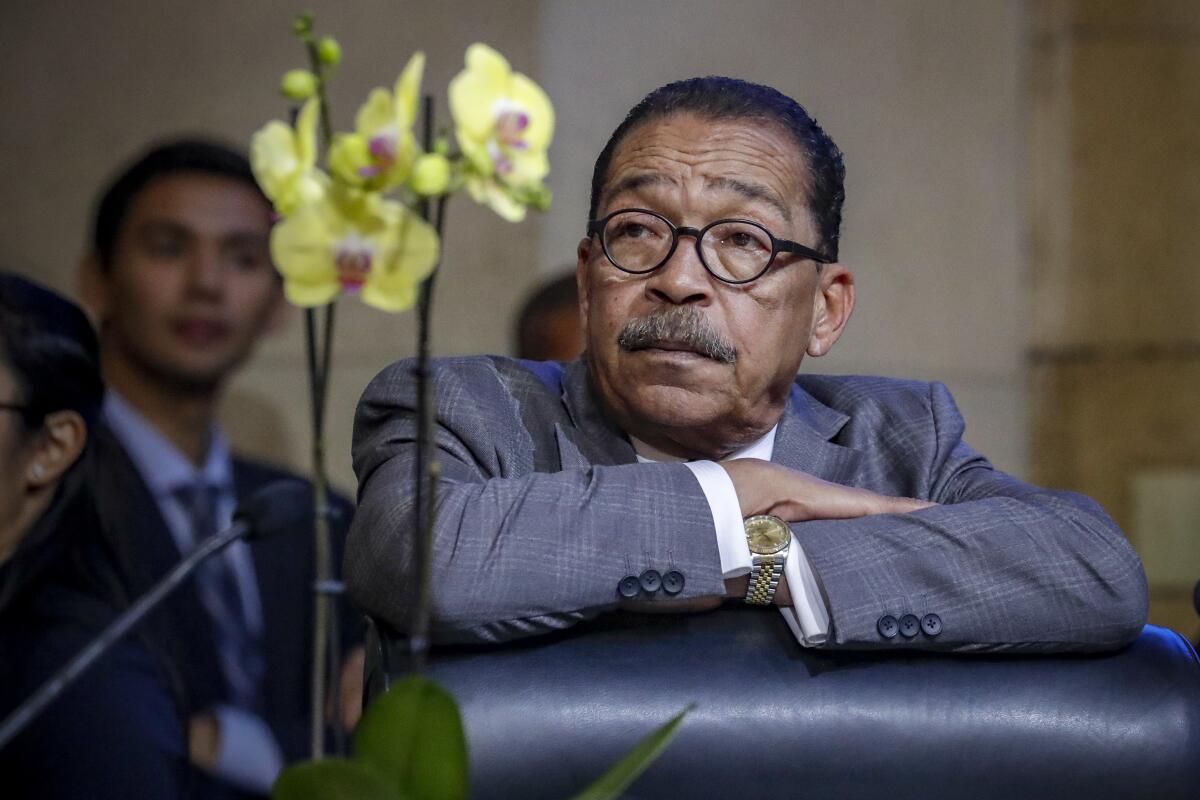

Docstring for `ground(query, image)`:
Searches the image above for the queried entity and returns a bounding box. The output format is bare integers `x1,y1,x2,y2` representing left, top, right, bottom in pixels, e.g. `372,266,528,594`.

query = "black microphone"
0,480,313,750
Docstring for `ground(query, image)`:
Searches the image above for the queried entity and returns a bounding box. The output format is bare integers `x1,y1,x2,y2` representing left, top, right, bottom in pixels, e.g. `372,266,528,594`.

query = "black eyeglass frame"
587,207,833,285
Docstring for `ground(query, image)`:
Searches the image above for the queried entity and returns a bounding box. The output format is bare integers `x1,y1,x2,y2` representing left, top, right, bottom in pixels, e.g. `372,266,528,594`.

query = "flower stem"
409,95,446,673
300,24,342,760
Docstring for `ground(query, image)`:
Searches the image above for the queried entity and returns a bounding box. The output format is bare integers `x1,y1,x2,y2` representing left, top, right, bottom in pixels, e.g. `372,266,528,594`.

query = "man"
81,141,357,798
347,77,1147,652
514,271,584,362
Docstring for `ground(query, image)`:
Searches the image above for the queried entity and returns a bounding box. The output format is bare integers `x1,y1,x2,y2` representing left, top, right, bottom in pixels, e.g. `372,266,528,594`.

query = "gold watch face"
745,515,789,555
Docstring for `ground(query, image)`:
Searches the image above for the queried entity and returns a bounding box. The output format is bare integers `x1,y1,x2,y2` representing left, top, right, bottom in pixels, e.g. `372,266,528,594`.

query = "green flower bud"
317,36,342,66
281,69,318,101
292,12,314,36
410,153,452,196
433,136,451,156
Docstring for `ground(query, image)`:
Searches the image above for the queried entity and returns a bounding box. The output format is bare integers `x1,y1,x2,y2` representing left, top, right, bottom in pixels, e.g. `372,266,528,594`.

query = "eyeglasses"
587,208,832,285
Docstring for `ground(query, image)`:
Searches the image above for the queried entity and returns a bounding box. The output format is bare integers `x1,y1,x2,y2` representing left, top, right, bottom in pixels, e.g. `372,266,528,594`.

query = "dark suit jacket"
1,582,187,799
348,357,1148,651
91,424,357,773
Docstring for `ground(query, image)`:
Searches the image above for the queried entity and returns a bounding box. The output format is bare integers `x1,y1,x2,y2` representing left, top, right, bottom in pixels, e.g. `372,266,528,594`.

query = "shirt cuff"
778,537,830,647
683,460,750,577
682,461,830,648
212,705,284,793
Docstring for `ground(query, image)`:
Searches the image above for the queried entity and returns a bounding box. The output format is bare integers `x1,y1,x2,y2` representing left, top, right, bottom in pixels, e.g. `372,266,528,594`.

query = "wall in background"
1,0,1026,493
1030,0,1200,636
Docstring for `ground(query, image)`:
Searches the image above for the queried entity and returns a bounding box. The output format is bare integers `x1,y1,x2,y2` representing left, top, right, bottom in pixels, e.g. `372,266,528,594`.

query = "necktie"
180,481,264,710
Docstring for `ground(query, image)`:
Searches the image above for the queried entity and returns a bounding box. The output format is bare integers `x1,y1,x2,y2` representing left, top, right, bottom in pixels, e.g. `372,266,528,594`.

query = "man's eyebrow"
601,173,671,209
221,230,270,248
705,176,792,223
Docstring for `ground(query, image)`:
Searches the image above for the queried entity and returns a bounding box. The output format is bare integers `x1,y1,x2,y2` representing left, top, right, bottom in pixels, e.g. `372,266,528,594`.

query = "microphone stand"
0,519,250,750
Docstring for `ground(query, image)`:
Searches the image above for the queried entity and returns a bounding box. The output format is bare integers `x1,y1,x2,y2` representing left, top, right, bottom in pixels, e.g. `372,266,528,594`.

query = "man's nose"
186,248,225,297
644,236,712,305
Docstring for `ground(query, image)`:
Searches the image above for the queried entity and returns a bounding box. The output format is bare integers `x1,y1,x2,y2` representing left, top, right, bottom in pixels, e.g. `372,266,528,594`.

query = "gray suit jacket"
347,357,1147,651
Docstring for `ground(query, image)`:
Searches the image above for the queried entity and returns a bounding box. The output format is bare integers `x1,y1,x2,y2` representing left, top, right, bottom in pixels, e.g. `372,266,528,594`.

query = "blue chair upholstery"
366,608,1200,799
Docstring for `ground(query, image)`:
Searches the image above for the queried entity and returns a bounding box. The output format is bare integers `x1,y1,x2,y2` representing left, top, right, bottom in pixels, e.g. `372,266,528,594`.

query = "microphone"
0,480,313,750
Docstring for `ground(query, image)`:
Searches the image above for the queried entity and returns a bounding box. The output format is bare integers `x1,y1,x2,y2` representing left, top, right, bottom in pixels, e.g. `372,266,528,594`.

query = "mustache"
616,306,738,364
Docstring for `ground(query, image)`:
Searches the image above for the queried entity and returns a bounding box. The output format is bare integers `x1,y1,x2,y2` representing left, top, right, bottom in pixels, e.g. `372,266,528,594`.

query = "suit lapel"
93,425,186,587
771,383,865,486
559,359,637,466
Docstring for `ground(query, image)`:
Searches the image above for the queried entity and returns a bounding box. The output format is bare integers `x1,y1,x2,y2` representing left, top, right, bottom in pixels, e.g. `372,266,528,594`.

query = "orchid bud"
410,153,452,196
292,13,314,36
281,69,318,101
317,37,342,66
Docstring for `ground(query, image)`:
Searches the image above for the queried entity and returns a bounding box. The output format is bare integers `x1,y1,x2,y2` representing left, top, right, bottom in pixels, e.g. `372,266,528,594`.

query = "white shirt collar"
103,390,233,497
632,425,777,464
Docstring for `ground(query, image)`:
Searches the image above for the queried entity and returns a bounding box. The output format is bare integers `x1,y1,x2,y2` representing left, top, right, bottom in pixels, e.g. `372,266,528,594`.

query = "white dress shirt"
632,427,830,646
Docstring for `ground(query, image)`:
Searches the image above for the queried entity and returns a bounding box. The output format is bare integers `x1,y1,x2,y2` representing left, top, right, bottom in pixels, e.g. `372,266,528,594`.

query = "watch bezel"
744,514,790,556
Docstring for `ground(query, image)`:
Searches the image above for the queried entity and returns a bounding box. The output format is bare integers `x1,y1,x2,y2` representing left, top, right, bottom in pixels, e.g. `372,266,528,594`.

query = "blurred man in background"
514,271,584,362
81,140,357,799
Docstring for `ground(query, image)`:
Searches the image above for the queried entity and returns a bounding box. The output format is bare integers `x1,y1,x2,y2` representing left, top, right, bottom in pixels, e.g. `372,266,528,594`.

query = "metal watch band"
746,557,785,605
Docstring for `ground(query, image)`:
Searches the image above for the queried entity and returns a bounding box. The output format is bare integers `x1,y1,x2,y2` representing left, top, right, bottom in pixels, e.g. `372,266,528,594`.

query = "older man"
347,77,1147,652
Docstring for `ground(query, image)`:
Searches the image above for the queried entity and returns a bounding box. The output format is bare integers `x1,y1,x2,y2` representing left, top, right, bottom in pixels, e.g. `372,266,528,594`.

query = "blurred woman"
0,273,186,798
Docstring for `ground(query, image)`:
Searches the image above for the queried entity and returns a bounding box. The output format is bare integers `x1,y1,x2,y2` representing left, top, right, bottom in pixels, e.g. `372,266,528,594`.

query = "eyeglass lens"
602,210,774,282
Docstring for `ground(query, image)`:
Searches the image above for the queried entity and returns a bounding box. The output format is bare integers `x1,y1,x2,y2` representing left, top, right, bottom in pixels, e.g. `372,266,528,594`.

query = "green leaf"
569,705,693,800
354,676,469,800
272,758,400,800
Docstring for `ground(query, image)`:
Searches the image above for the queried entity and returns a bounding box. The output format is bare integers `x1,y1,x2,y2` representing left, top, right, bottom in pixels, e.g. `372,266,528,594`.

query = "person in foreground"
81,140,359,797
346,76,1148,652
0,274,186,797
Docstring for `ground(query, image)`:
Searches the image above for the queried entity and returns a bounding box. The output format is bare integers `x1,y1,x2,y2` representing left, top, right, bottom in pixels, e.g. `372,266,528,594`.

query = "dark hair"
91,138,267,269
0,274,104,430
0,274,112,615
514,272,579,358
588,76,846,260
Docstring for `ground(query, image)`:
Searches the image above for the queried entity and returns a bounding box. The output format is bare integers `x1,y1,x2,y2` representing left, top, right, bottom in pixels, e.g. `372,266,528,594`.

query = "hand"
721,458,935,522
188,712,221,772
337,647,365,732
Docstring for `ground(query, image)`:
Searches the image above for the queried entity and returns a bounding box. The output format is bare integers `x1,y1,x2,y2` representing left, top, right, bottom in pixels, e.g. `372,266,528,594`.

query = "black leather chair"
366,609,1200,799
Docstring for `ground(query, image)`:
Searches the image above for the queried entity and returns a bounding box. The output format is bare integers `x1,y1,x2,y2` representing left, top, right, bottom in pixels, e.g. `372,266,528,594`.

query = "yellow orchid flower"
328,53,425,191
270,189,439,312
449,43,554,221
250,97,327,215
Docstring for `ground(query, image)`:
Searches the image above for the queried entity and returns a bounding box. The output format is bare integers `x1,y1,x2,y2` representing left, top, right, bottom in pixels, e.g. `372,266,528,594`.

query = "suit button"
618,576,641,598
877,615,899,639
639,569,662,594
662,570,685,595
921,613,942,637
899,614,920,638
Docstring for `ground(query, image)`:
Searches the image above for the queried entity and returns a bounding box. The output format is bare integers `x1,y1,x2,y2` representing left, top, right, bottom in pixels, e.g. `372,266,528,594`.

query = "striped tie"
180,482,265,711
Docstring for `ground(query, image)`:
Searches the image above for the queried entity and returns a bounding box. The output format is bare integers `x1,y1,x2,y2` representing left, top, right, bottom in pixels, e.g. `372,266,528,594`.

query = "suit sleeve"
345,358,727,643
793,381,1149,653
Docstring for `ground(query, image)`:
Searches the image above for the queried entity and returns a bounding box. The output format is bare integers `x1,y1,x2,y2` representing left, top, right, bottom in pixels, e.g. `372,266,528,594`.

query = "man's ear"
263,283,291,337
25,410,88,491
807,263,855,358
79,252,109,324
575,237,593,329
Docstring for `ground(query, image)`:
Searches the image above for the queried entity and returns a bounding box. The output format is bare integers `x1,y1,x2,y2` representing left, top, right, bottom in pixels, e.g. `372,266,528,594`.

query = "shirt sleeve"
212,705,283,793
683,460,830,647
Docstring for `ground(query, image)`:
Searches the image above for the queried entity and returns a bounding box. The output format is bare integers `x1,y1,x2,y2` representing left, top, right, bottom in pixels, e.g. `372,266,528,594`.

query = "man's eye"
613,222,650,239
229,249,270,271
727,231,766,250
146,238,186,258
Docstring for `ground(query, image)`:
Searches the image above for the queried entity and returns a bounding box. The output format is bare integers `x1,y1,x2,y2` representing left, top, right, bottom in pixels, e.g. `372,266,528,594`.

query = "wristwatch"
744,514,790,605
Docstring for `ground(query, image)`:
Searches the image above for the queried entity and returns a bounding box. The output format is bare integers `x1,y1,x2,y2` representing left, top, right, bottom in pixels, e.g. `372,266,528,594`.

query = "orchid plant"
249,13,555,759
253,14,686,800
